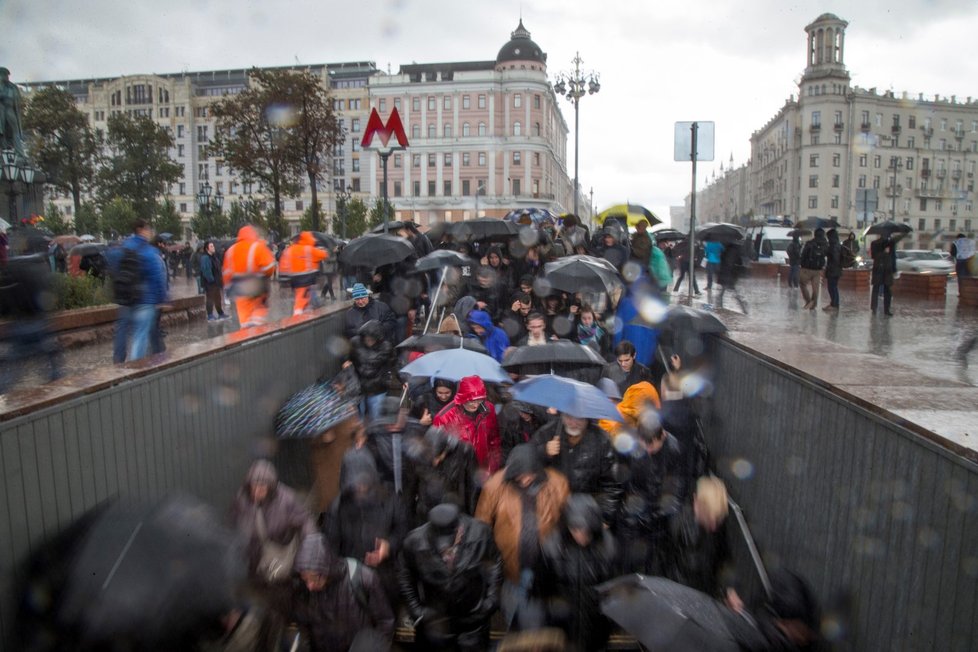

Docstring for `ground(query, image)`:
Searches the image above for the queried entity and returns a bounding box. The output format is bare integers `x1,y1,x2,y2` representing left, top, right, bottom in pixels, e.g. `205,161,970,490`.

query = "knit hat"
350,283,369,299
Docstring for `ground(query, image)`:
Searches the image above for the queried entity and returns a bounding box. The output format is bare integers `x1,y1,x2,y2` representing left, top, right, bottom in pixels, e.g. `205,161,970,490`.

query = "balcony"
860,122,872,132
834,122,845,132
952,169,962,180
916,186,947,199
954,128,965,140
922,126,934,137
936,169,947,179
885,185,903,196
809,123,821,132
891,125,902,135
921,168,931,178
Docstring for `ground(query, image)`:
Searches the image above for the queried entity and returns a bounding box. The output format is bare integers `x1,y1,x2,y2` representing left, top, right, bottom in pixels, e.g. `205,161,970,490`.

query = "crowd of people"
218,215,820,651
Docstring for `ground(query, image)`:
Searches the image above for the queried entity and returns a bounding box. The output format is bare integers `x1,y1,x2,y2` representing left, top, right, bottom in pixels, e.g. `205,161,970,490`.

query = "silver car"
895,249,955,274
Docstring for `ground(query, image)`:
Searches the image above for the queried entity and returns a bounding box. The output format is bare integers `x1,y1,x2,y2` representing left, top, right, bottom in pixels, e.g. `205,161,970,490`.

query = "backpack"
112,246,143,306
800,240,826,269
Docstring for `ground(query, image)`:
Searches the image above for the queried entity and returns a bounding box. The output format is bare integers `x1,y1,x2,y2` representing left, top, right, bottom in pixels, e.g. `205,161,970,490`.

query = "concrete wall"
706,336,978,651
0,305,348,646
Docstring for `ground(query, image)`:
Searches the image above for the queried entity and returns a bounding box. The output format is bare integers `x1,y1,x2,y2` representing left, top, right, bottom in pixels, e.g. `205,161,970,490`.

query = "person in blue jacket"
703,240,725,291
466,309,510,363
106,218,168,362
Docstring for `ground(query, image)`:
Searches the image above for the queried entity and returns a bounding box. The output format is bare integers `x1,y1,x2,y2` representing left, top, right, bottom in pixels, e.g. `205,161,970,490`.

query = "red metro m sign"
360,107,409,154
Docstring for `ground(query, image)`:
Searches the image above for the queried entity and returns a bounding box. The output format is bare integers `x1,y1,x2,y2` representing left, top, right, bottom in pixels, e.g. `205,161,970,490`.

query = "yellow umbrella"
596,203,661,228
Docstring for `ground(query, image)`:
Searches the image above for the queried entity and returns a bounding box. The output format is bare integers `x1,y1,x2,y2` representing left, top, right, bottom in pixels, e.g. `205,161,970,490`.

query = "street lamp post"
474,180,485,218
553,53,600,219
2,148,34,222
196,174,224,235
337,184,352,239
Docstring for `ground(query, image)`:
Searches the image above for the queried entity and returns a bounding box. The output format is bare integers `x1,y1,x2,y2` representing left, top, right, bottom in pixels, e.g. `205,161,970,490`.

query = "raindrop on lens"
519,227,538,247
327,335,350,358
613,433,637,455
622,261,642,283
731,458,754,479
785,455,804,476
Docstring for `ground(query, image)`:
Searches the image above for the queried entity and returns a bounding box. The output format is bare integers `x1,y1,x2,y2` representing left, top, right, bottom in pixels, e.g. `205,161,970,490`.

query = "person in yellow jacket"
222,225,276,328
279,231,329,315
598,381,661,436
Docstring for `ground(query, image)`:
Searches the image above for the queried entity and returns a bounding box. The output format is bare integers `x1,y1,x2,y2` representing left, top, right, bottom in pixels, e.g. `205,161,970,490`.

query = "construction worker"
222,225,276,328
280,231,329,315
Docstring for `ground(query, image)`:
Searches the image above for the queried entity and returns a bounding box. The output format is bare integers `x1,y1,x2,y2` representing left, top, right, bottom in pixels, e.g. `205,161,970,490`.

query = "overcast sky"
3,0,978,225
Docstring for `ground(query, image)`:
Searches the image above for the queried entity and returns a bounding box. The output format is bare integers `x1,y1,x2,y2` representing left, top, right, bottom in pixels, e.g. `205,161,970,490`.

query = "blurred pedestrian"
344,320,396,420
630,218,653,267
222,225,276,328
786,233,802,288
601,340,653,395
200,241,229,321
951,232,975,279
798,228,827,310
411,427,479,520
870,234,897,316
466,309,511,363
0,253,63,392
672,239,701,296
703,240,724,291
663,475,730,596
344,282,397,342
823,229,843,312
280,231,328,315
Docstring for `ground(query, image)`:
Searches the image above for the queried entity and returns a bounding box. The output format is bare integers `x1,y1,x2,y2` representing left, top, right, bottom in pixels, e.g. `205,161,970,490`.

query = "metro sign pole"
361,107,409,233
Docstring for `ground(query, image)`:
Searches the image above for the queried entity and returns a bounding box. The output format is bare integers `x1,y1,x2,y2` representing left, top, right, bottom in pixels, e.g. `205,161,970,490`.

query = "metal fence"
705,336,978,652
0,307,347,647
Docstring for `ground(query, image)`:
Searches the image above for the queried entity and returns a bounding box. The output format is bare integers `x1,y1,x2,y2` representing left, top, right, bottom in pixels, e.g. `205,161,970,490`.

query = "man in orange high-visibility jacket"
222,225,276,327
280,231,329,315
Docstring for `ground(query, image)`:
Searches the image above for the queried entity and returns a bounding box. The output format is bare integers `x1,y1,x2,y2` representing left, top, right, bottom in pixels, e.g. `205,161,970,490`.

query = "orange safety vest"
222,225,276,286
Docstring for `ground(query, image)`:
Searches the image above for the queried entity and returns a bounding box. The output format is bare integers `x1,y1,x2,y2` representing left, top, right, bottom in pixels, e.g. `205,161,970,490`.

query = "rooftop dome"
496,20,546,65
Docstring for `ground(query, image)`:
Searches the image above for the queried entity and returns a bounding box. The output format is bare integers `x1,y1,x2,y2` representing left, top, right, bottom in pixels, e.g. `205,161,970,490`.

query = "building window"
412,125,421,139
180,203,187,213
394,98,401,110
858,175,866,188
918,218,926,229
413,180,421,196
514,94,522,108
811,111,821,127
177,125,185,138
295,200,304,211
873,155,881,168
179,182,186,195
906,157,914,170
412,97,420,111
197,145,206,158
412,154,421,168
936,200,944,211
444,153,452,167
909,115,916,129
378,98,386,112
462,179,470,195
907,136,915,148
443,96,451,110
832,153,840,167
534,94,541,109
513,151,521,165
809,175,818,188
428,181,436,196
872,176,880,189
462,95,470,109
875,113,882,127
444,180,452,196
810,134,819,145
352,118,361,133
512,178,520,195
444,123,452,138
393,181,402,197
514,122,521,137
534,152,540,166
940,119,947,131
462,152,470,166
352,159,360,172
935,218,942,230
478,152,486,166
427,153,436,167
831,196,839,209
478,94,486,109
428,124,436,138
334,99,344,111
351,178,360,192
809,154,819,167
462,123,470,137
393,154,402,168
478,122,486,137
920,199,928,211
428,96,436,111
832,174,840,188
808,196,818,209
177,144,185,157
859,155,867,167
534,122,541,137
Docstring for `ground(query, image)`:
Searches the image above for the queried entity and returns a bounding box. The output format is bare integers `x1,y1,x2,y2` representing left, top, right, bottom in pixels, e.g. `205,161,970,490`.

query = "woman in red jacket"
433,375,501,474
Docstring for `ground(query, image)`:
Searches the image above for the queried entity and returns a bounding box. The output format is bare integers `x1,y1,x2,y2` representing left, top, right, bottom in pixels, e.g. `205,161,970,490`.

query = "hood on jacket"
294,533,335,575
423,426,456,459
618,382,660,426
827,229,840,244
437,313,462,335
237,225,260,242
297,231,317,246
563,493,603,537
245,459,278,488
358,319,384,341
339,449,380,497
455,375,487,404
487,244,505,265
504,444,543,484
454,296,477,321
466,309,493,331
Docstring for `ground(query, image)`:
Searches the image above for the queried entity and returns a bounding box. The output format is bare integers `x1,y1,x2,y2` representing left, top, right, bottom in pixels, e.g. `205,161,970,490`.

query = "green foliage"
265,211,289,244
97,113,182,220
333,197,367,240
99,197,138,239
368,198,395,231
226,198,267,236
51,274,112,310
74,202,100,237
23,87,99,216
299,200,326,232
154,198,185,239
190,206,230,241
43,204,73,235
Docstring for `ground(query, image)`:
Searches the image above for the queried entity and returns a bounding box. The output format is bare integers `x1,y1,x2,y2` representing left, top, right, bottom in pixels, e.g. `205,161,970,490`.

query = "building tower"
801,13,850,87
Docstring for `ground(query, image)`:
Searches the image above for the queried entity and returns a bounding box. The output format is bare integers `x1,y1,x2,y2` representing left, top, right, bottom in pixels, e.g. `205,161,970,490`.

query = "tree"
23,87,99,218
226,197,267,236
368,198,395,231
299,200,326,232
190,205,230,241
344,197,369,239
43,203,73,235
99,197,138,240
209,68,305,225
155,198,185,239
74,202,100,236
289,72,343,232
97,113,182,220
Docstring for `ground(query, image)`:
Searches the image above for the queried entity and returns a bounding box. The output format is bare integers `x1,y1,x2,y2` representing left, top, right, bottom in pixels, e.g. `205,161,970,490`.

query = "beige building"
22,20,582,237
690,13,978,247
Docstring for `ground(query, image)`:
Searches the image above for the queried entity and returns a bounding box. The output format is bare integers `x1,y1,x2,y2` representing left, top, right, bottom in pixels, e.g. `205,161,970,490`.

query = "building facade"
22,20,580,237
689,13,978,247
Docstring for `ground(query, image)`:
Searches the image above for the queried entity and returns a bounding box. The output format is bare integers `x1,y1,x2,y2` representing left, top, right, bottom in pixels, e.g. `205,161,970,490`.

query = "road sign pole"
381,152,390,233
689,122,699,304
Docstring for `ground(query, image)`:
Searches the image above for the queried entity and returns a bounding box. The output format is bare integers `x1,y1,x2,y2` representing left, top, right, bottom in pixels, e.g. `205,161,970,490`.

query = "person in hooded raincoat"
279,231,328,315
292,533,394,651
465,309,510,363
432,375,501,474
222,225,276,328
539,495,617,652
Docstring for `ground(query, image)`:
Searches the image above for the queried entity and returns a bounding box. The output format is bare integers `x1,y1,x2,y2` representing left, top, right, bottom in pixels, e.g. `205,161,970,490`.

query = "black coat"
871,238,896,287
664,502,730,597
344,298,397,341
617,434,686,537
824,240,843,278
397,515,502,624
498,403,549,465
531,421,622,525
349,325,396,396
413,436,479,520
600,360,653,395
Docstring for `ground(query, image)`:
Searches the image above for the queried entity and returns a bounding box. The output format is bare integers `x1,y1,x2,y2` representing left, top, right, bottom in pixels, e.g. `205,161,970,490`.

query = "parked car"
895,249,955,274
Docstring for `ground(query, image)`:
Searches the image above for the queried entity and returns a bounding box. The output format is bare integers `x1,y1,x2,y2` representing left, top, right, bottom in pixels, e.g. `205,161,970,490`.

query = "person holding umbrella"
870,233,897,316
432,375,502,475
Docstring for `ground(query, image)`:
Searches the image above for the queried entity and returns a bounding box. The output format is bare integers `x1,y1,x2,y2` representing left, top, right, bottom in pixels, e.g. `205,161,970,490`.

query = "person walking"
344,320,396,420
951,232,975,281
344,282,397,342
107,218,168,362
222,225,276,328
870,234,897,316
703,240,724,291
200,241,228,321
432,375,502,475
823,229,843,312
798,228,828,310
672,239,701,296
630,218,653,267
279,231,328,316
786,233,802,288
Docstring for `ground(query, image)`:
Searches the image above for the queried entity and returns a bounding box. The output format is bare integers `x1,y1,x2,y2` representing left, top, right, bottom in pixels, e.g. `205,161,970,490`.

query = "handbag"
254,508,298,583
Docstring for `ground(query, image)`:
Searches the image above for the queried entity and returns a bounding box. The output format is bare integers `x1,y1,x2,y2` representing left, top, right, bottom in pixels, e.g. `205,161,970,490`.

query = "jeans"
673,267,700,293
706,262,718,289
363,392,387,420
129,304,160,361
956,259,971,278
871,283,892,314
113,305,132,363
827,276,840,307
788,264,801,288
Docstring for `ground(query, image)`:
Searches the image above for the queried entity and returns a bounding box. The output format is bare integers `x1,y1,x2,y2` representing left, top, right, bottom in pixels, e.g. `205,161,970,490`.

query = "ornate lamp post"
196,174,224,232
2,148,35,222
337,184,352,239
553,53,600,218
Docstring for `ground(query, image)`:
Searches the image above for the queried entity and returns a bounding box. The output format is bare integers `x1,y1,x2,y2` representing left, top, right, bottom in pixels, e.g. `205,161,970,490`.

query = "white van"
748,225,796,265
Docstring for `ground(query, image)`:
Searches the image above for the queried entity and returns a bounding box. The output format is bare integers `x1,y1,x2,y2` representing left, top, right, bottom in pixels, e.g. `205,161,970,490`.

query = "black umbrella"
502,340,606,374
631,304,727,335
797,216,840,230
696,222,746,243
370,219,419,234
543,255,623,294
397,333,487,354
786,228,811,238
55,495,244,647
652,228,687,242
70,243,108,257
414,248,474,272
338,232,416,268
864,220,913,238
597,575,739,651
448,217,519,243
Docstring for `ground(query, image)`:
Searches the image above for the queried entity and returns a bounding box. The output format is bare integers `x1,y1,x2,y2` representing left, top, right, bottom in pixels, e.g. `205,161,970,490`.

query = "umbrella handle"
424,270,446,334
728,498,773,601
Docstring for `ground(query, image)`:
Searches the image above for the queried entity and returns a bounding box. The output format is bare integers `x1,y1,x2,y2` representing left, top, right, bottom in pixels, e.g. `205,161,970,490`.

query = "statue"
0,67,25,157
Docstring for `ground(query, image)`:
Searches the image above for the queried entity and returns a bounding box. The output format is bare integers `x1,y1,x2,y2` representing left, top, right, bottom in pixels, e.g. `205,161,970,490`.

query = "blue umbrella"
399,348,511,384
510,375,623,421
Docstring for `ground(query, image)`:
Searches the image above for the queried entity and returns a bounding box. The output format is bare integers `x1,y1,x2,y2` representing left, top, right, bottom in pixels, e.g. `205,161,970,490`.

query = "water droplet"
731,458,754,479
785,455,805,476
613,433,637,455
